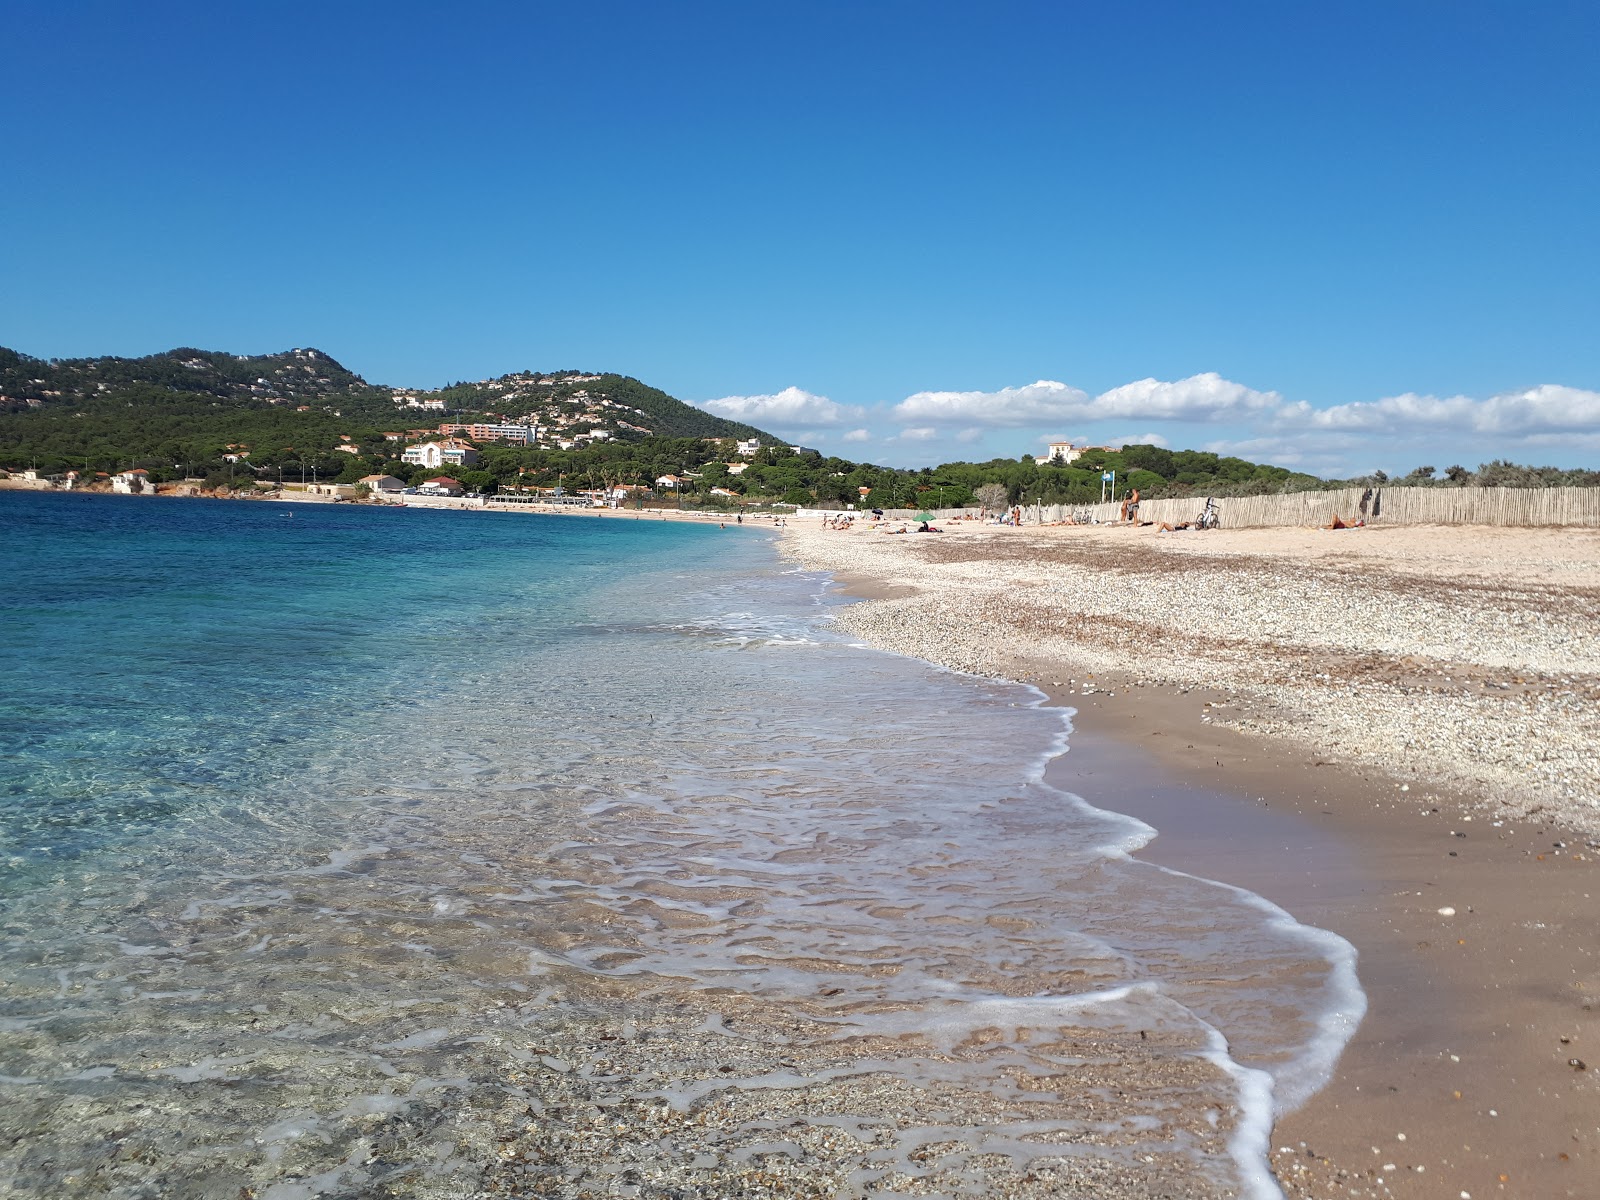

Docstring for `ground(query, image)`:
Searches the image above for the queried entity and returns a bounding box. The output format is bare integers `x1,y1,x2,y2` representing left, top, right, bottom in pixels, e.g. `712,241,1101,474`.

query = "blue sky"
4,0,1597,475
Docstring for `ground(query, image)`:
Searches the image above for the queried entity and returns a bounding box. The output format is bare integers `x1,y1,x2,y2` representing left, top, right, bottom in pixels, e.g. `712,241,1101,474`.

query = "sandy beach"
781,519,1600,1199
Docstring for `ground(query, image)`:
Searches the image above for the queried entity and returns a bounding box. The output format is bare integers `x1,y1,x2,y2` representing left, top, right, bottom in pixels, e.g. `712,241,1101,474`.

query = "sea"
0,491,1363,1199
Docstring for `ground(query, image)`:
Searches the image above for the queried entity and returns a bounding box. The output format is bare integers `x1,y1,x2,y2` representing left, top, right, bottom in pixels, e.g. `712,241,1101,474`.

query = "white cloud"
1093,374,1283,422
897,427,939,441
894,380,1090,427
889,375,1599,443
893,373,1279,428
840,428,872,443
1281,384,1600,436
954,427,985,443
702,386,863,427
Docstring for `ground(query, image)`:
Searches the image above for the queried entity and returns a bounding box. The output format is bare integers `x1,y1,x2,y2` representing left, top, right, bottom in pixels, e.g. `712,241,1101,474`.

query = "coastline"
0,480,784,528
782,520,1599,1199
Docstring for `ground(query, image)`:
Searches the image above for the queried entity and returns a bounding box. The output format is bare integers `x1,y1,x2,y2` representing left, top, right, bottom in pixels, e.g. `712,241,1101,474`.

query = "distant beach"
782,518,1600,1198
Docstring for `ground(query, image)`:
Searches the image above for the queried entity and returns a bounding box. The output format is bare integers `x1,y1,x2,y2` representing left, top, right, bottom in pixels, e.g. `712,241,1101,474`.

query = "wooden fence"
1031,486,1600,529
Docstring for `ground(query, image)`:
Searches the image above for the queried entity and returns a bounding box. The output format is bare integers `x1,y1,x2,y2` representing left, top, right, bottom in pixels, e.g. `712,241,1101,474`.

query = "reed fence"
1030,486,1600,529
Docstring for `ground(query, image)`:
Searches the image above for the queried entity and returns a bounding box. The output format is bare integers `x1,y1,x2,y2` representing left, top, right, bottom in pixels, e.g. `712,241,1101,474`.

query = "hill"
0,346,777,474
9,343,1587,508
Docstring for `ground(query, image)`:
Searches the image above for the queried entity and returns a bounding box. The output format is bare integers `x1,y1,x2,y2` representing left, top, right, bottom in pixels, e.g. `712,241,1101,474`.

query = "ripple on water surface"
0,493,1362,1198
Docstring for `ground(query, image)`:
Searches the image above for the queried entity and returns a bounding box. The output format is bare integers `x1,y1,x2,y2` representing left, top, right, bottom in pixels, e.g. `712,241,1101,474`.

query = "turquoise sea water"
0,492,1361,1198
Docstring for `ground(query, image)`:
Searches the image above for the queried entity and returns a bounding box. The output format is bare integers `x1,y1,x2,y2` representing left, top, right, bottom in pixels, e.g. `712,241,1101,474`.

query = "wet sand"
1056,681,1597,1199
784,521,1600,1199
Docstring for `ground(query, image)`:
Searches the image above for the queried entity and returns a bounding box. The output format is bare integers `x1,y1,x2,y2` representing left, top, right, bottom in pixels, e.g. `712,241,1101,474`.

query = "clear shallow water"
0,493,1362,1198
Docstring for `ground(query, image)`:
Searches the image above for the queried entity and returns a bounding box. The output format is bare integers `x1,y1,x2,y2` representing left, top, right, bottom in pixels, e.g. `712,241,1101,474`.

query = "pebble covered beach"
781,516,1600,1198
781,520,1600,834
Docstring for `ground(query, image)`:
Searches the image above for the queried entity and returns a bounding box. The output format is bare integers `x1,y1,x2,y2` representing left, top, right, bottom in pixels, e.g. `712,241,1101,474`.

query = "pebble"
782,525,1600,834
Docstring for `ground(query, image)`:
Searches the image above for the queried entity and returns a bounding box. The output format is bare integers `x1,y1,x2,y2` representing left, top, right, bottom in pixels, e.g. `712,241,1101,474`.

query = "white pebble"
1437,907,1456,916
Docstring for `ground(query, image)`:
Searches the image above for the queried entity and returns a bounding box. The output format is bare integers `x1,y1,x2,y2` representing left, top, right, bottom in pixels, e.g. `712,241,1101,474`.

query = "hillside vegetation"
3,345,1593,505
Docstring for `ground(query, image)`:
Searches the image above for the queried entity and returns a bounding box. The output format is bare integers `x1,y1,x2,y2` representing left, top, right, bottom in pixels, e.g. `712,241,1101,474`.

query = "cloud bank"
891,374,1600,444
1280,384,1600,436
893,380,1090,426
702,386,862,427
892,373,1281,428
699,375,1600,473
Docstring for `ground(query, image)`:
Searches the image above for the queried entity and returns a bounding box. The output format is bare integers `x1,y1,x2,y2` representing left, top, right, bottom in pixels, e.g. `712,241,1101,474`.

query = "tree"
975,483,1008,512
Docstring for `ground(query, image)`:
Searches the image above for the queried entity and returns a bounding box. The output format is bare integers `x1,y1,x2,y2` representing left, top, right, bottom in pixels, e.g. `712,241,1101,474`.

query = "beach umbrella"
914,511,935,522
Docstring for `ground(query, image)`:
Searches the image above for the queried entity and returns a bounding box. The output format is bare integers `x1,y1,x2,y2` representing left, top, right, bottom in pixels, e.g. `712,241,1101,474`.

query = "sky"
4,0,1597,476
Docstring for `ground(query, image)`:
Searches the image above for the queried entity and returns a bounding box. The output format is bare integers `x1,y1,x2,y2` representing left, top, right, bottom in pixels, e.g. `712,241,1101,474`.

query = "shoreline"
0,479,785,527
786,522,1599,1199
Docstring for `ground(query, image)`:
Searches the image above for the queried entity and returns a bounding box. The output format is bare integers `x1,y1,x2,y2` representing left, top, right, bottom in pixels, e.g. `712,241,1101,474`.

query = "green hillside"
0,346,777,476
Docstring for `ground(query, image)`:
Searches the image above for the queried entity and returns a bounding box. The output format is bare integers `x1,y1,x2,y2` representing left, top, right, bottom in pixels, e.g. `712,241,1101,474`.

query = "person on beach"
1121,488,1141,522
1323,514,1364,529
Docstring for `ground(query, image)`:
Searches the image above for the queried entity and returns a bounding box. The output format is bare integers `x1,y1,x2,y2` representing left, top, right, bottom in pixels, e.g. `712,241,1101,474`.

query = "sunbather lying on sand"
1324,515,1365,529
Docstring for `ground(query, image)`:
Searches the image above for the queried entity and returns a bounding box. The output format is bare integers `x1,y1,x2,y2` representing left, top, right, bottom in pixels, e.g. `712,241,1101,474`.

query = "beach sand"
782,519,1600,1199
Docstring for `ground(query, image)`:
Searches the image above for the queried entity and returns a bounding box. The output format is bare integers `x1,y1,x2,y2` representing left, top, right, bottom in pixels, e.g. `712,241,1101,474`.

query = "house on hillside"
1035,441,1083,465
734,438,761,457
709,486,739,498
111,469,150,494
401,439,481,469
655,474,682,489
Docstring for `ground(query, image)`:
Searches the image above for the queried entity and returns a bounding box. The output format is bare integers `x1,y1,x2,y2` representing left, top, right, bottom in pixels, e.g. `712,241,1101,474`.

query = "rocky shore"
781,521,1600,835
779,518,1600,1198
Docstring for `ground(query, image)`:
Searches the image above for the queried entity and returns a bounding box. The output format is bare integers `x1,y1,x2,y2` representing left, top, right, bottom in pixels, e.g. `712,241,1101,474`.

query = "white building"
416,476,465,496
359,473,408,498
734,438,761,457
402,439,481,468
1035,441,1083,465
111,469,151,494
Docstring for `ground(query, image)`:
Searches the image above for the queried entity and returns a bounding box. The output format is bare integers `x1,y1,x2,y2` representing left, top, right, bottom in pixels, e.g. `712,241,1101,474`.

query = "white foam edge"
800,576,1368,1195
